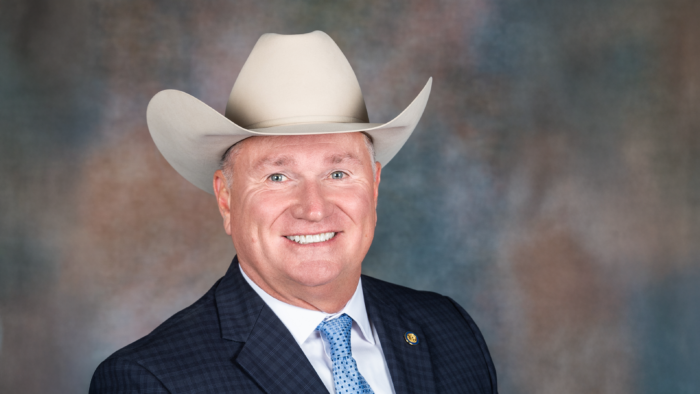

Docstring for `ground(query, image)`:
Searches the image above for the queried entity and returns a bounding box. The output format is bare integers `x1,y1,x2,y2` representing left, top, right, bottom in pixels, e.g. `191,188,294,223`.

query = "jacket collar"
215,256,266,342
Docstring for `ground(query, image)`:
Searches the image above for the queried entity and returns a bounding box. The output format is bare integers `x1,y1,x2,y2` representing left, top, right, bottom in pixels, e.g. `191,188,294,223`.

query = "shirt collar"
239,265,374,346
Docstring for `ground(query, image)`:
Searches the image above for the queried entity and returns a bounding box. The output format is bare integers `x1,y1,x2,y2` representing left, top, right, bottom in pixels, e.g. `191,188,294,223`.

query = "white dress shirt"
240,266,395,394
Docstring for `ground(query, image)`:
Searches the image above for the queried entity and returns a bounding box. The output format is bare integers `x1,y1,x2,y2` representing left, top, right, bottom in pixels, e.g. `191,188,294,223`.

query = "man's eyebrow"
253,155,296,170
326,153,363,165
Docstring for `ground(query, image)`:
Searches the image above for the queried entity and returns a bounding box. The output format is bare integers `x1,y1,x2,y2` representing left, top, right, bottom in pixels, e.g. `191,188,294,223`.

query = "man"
91,31,497,394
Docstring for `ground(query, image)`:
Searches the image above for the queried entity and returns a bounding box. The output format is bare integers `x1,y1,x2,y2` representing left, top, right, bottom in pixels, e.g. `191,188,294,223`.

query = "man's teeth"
286,232,336,244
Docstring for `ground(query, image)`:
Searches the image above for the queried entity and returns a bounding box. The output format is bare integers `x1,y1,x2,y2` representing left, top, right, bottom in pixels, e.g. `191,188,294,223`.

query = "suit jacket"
90,257,498,393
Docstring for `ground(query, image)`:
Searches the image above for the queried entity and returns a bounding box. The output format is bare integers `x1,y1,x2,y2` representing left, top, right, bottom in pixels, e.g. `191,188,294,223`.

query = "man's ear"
374,162,382,208
213,170,232,235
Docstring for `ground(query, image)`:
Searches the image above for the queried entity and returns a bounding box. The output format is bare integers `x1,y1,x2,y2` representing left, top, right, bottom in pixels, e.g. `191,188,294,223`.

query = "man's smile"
285,232,338,245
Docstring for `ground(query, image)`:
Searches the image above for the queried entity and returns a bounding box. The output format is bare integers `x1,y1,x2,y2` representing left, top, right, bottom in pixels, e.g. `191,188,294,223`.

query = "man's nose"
290,180,334,222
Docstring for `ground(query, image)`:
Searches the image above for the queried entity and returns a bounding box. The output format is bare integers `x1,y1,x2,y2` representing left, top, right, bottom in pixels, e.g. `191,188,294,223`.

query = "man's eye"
330,171,345,179
269,174,287,182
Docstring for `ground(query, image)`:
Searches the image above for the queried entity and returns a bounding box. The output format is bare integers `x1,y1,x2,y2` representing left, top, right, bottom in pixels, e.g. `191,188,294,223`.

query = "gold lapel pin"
404,331,419,345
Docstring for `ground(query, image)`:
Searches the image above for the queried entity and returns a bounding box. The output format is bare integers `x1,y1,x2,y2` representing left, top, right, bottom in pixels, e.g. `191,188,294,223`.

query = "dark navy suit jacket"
90,257,498,393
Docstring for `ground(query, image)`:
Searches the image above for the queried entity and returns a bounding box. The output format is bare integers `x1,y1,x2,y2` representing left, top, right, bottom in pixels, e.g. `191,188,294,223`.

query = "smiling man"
90,31,498,394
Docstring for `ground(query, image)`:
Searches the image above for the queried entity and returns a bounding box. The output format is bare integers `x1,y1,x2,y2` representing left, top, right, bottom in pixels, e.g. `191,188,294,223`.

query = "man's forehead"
253,152,363,169
238,133,369,167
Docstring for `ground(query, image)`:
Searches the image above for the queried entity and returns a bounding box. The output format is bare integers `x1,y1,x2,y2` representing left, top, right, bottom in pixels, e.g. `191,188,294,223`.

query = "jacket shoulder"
361,275,498,393
91,279,241,392
361,274,454,314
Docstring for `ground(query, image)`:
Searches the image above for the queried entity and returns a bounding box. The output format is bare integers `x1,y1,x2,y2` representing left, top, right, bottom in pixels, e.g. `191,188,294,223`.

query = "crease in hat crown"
225,31,370,129
146,30,432,194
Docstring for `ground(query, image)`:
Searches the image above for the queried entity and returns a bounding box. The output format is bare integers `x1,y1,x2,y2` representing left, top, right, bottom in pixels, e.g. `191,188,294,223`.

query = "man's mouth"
285,232,337,245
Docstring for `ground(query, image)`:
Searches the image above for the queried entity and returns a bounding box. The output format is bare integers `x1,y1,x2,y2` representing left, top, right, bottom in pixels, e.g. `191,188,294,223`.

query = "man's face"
214,133,381,304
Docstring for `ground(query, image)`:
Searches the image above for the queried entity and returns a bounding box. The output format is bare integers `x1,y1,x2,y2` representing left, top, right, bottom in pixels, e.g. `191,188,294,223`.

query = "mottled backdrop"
1,0,698,393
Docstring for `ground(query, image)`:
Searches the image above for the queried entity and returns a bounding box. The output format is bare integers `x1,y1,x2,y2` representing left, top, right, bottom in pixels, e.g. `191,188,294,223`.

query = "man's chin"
285,260,352,288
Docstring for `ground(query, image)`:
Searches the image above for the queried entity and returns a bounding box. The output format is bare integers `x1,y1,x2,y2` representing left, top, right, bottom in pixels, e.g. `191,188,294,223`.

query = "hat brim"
146,78,432,194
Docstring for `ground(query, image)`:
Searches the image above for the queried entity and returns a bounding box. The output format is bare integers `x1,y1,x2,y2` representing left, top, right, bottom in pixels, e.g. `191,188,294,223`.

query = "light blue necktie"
317,314,375,394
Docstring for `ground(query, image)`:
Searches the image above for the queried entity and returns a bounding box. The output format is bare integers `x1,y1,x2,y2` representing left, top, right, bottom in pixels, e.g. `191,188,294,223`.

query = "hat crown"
225,31,370,129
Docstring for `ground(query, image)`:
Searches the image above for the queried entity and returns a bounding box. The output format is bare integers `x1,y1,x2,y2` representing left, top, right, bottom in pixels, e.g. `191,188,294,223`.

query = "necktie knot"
317,314,353,360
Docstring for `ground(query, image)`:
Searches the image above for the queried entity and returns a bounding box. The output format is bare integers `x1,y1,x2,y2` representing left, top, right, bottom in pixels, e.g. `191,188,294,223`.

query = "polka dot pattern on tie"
317,314,375,394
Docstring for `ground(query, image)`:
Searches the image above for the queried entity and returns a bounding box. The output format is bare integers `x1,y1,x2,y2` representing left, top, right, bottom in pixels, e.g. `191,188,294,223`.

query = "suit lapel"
363,278,437,394
236,306,328,393
216,257,328,394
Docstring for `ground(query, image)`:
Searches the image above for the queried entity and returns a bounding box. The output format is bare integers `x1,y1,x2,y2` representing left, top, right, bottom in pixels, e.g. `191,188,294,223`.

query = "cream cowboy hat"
147,30,432,194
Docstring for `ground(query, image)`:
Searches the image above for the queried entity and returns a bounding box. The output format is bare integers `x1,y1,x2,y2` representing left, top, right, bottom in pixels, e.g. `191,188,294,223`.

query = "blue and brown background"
1,0,698,393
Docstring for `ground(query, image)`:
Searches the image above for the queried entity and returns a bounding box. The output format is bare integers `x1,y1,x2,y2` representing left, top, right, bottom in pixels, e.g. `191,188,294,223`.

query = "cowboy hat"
147,30,432,194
